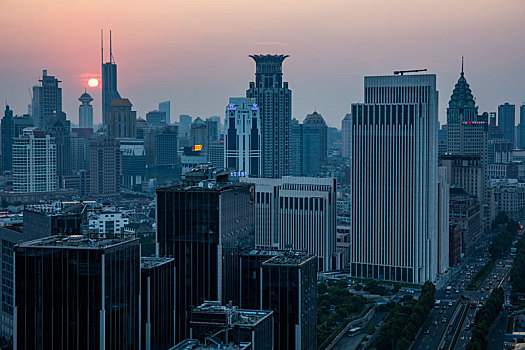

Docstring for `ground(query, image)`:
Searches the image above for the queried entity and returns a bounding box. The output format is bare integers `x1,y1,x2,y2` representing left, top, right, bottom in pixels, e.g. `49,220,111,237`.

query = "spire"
461,56,464,76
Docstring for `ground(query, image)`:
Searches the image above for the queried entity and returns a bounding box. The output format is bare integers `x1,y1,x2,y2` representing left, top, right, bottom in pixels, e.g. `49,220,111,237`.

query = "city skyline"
1,0,524,127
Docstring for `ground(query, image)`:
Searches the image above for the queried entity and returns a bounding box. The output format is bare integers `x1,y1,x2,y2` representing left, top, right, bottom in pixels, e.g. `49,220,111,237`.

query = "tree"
367,320,375,335
318,282,328,294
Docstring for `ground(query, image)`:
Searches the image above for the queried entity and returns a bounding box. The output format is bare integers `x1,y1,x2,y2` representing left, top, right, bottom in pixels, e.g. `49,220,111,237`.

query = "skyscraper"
189,117,208,153
14,235,140,349
341,113,351,159
12,128,57,192
156,170,254,342
519,104,525,150
31,70,62,128
106,98,137,138
145,125,178,166
46,111,72,178
299,111,328,175
158,100,171,125
179,114,192,136
224,97,261,176
246,55,292,178
498,102,516,146
146,110,168,128
1,106,33,172
101,30,121,127
89,137,121,196
351,73,439,283
78,90,94,129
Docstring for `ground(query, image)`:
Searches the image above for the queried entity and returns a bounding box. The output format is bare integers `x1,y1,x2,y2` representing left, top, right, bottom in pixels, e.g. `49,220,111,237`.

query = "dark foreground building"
156,168,254,342
14,235,140,350
240,250,317,350
141,257,176,350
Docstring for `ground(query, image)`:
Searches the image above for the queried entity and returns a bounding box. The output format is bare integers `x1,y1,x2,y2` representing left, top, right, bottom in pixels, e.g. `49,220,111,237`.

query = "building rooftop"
141,257,174,269
17,235,138,250
170,340,250,350
262,250,315,266
192,301,273,327
110,98,132,107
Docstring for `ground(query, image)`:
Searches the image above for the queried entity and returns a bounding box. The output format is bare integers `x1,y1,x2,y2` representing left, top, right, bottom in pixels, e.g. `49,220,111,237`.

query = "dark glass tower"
156,171,254,342
1,106,33,172
14,235,140,350
246,55,292,178
102,31,121,128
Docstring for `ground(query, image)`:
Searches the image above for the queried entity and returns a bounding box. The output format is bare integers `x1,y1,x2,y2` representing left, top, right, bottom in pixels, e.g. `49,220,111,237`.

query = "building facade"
12,128,57,192
146,110,168,128
89,137,121,196
31,70,62,129
107,98,136,138
498,102,515,146
351,74,439,283
78,91,94,129
225,97,261,177
1,106,33,172
240,176,336,271
341,114,351,159
14,235,140,349
246,55,292,178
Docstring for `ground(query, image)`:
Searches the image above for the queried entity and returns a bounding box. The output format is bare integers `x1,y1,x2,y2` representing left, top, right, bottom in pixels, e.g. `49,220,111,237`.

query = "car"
442,318,447,323
433,321,438,325
424,330,430,335
448,302,453,306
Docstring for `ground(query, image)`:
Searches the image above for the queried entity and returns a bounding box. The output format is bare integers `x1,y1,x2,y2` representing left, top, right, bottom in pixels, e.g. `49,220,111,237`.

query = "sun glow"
88,78,99,87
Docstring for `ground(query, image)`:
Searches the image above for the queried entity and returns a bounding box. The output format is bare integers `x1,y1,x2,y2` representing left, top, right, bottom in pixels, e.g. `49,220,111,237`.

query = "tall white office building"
240,176,337,271
225,97,261,176
78,90,94,129
12,127,57,192
350,74,439,283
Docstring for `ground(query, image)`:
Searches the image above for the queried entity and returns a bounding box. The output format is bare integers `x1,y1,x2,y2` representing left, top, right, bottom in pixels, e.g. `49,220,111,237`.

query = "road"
333,311,388,350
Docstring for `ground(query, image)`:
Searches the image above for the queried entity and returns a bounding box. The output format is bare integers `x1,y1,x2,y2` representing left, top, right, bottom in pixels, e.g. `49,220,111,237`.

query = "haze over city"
1,0,524,125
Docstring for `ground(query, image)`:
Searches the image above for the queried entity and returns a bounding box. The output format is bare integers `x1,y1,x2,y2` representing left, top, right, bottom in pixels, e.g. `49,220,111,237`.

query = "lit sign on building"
193,145,202,151
226,103,237,111
230,171,246,178
462,121,486,125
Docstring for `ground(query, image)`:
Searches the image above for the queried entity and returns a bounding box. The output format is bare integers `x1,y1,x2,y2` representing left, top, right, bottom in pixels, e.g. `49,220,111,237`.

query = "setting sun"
87,78,98,87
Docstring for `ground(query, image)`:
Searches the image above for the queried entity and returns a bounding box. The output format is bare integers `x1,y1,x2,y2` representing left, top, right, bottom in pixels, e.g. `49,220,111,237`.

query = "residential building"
141,257,176,350
224,97,261,176
31,69,62,128
107,98,136,138
240,176,336,271
246,54,292,178
89,137,121,196
498,102,516,146
1,106,33,172
12,128,57,192
14,235,140,349
88,211,129,235
78,90,94,129
350,73,439,283
156,169,254,341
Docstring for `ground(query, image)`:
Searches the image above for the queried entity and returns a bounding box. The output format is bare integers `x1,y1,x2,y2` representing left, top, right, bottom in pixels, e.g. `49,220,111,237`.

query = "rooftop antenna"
110,30,114,64
101,29,104,65
461,56,464,75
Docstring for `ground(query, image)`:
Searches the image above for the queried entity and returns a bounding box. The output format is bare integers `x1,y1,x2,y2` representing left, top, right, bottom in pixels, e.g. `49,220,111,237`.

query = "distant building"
88,211,129,236
78,90,94,129
179,114,192,136
146,110,168,128
224,97,261,176
209,139,225,169
490,180,525,219
341,113,351,159
119,138,146,191
449,186,481,255
107,98,136,138
14,235,140,349
189,301,273,350
488,138,513,164
158,100,171,125
240,250,317,350
241,176,336,271
46,111,72,178
89,137,121,196
440,154,484,204
145,125,178,166
1,106,33,172
290,111,328,175
438,125,448,156
437,167,450,274
102,35,121,127
518,104,525,149
70,128,93,172
498,102,515,146
23,208,85,238
206,116,220,142
156,170,254,342
31,69,62,128
449,225,462,266
190,117,208,154
246,54,292,178
12,128,57,192
141,257,176,350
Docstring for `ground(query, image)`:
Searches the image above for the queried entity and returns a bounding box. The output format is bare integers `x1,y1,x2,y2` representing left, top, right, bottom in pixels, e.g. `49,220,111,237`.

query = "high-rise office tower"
240,250,317,350
179,114,192,136
341,114,351,159
156,170,254,342
240,176,337,271
145,125,178,166
31,70,62,129
224,97,261,176
158,100,171,125
140,257,176,350
189,117,208,153
350,73,439,283
246,55,292,178
519,104,525,150
300,111,328,175
106,98,137,138
146,110,168,128
289,119,302,175
14,235,140,349
437,167,450,274
78,90,94,129
89,137,121,196
206,116,220,142
208,139,225,169
46,111,72,178
1,106,33,172
12,128,57,192
70,128,93,172
101,30,121,127
498,102,516,146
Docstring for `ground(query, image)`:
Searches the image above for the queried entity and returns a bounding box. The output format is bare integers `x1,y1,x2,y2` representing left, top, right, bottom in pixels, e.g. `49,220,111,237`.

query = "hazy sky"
1,0,524,127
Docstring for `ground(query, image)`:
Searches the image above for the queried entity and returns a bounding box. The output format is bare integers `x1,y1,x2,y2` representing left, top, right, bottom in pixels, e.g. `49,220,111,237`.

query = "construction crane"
393,69,427,76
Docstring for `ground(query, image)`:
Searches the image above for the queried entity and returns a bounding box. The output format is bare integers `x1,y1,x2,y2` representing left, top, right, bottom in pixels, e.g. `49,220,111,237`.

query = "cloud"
256,41,289,47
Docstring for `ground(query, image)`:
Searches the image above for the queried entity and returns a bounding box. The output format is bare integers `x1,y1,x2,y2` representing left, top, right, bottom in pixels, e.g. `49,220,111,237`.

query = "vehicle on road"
434,300,441,309
348,327,360,337
442,318,447,323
